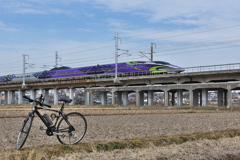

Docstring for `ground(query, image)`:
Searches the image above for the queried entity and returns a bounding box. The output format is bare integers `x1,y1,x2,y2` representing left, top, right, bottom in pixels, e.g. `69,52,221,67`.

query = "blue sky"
1,0,240,75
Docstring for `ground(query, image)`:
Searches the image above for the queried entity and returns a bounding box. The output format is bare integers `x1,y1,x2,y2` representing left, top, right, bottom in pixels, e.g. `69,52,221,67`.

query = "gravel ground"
1,112,240,150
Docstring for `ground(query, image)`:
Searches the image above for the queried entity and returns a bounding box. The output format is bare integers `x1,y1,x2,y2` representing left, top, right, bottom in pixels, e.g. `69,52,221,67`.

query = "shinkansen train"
0,61,184,84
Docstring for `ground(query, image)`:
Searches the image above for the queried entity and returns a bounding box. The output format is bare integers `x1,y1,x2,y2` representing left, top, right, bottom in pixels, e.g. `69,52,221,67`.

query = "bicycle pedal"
40,126,46,130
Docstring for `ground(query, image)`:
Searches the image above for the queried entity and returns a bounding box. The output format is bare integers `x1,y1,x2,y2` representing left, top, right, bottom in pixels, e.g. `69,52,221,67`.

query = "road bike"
16,94,87,149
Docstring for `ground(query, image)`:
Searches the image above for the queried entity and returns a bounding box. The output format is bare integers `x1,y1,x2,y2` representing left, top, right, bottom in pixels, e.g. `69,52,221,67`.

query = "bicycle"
16,94,87,149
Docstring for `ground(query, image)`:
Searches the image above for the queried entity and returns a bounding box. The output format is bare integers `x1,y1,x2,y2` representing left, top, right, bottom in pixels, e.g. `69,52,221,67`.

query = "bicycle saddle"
59,98,73,103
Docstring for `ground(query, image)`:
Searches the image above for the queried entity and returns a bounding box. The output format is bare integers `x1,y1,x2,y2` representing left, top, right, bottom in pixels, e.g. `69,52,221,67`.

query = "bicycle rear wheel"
56,112,87,145
16,114,33,149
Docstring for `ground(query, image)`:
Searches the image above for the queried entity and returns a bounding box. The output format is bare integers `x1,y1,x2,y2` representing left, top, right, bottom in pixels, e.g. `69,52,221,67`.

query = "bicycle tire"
16,114,33,149
56,112,87,145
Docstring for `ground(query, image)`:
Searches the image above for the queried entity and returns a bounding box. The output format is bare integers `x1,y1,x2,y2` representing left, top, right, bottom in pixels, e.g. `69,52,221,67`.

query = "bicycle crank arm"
53,132,65,138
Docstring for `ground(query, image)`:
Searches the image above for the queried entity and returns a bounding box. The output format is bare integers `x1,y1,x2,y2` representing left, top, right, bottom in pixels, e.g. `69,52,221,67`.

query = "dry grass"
0,104,235,118
56,136,240,160
1,129,240,160
1,105,240,159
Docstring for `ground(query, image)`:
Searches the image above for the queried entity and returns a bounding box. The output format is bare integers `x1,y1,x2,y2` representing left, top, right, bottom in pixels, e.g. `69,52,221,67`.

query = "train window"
152,61,170,65
50,66,71,71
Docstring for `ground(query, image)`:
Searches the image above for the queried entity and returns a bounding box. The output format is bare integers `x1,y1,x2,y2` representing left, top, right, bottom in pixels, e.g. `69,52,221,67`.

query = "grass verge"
2,129,240,160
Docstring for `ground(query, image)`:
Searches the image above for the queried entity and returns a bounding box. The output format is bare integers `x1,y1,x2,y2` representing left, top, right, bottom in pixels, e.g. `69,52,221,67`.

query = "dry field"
1,105,240,159
52,136,240,160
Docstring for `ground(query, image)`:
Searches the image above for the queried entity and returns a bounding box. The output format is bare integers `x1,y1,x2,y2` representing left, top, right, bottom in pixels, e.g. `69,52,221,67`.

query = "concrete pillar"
54,88,59,105
18,90,23,104
4,91,8,104
177,90,183,107
164,90,169,106
85,90,93,105
218,89,224,107
171,91,176,106
189,89,193,106
227,84,232,108
12,91,16,104
0,91,3,104
117,92,123,105
136,91,140,106
140,91,144,106
122,91,128,106
30,90,36,100
69,88,75,105
148,90,153,106
136,90,144,106
85,91,90,105
0,92,2,104
224,90,227,106
202,89,208,107
7,90,12,104
193,90,199,106
101,92,107,105
199,91,202,106
45,90,49,104
111,91,116,105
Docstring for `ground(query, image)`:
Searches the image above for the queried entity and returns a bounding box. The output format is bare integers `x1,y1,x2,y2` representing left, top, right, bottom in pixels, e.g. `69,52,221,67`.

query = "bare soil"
1,105,240,159
1,109,240,150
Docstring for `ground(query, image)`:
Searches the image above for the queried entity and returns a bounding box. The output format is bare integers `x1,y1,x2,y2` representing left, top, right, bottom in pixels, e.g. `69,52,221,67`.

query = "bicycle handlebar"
23,95,51,108
43,103,51,108
23,95,34,102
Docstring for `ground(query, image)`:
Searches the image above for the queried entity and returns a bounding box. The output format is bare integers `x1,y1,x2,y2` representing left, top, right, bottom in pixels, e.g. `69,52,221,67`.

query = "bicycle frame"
16,95,87,149
30,102,70,135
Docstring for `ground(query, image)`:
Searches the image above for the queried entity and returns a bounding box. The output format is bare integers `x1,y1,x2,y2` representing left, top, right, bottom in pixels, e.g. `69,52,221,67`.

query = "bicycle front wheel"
16,114,33,149
57,112,87,145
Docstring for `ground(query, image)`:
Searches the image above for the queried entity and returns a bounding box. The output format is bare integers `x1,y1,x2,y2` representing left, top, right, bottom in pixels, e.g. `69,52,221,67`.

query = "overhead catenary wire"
121,24,240,45
1,17,240,75
58,36,240,66
6,24,240,60
1,37,239,75
14,18,240,63
118,16,240,39
155,44,240,57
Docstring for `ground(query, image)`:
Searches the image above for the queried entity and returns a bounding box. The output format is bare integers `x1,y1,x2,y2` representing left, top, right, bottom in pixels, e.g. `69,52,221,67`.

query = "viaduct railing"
95,63,240,79
183,63,240,73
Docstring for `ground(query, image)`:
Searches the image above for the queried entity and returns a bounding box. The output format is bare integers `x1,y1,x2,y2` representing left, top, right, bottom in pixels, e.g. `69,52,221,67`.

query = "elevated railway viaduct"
0,64,240,107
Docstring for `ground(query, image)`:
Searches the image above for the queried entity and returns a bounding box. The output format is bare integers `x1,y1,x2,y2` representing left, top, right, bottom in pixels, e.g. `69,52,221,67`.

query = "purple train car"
0,61,184,83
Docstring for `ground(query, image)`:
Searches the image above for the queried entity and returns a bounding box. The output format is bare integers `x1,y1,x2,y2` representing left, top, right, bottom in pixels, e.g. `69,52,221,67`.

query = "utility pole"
114,32,120,83
114,32,130,83
139,42,156,61
55,51,61,68
22,54,29,88
150,42,156,61
22,54,34,88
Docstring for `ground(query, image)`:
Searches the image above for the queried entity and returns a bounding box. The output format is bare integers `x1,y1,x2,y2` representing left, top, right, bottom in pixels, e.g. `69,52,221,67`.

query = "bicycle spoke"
56,112,87,145
16,115,33,149
68,134,71,144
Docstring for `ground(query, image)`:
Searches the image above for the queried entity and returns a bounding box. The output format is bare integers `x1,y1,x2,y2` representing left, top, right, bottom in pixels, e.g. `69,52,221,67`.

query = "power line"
121,24,240,45
4,24,240,66
157,44,240,57
159,39,240,53
2,20,240,75
118,16,240,40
